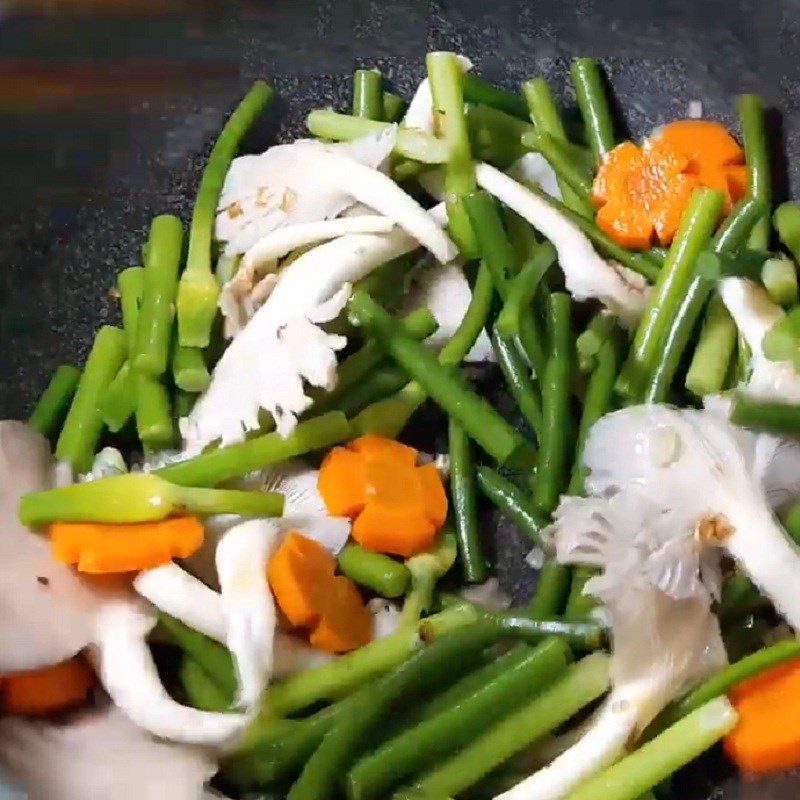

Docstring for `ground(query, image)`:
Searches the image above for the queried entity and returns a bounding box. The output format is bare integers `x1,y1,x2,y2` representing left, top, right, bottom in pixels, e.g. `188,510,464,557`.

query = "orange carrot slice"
318,447,367,517
657,120,746,212
49,516,204,574
268,531,337,627
317,434,448,557
592,119,747,249
725,656,800,774
310,576,372,653
416,463,449,529
350,434,419,467
267,532,371,653
2,654,94,717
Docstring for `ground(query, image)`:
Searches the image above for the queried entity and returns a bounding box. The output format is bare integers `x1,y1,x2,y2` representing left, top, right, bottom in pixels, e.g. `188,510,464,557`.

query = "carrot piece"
310,576,372,653
319,435,448,556
267,531,337,627
592,120,747,248
725,164,750,203
657,120,746,212
657,119,744,169
350,434,419,467
268,532,371,653
49,516,203,574
2,654,94,717
318,446,368,517
352,502,436,557
725,657,800,774
416,463,448,528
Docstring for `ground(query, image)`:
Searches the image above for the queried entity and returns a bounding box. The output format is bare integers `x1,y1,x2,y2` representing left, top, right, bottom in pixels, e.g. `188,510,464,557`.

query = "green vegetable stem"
55,325,127,472
19,472,284,526
178,81,274,348
29,365,81,439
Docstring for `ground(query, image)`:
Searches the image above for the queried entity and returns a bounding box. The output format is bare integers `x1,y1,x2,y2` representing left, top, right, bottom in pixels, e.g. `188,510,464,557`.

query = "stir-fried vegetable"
14,48,800,800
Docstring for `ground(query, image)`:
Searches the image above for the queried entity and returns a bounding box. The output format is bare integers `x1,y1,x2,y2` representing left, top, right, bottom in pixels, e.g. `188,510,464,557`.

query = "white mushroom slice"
240,216,396,276
263,462,351,555
584,405,800,628
368,598,403,640
185,204,449,448
718,277,800,402
507,153,562,200
217,130,396,255
475,162,651,326
133,562,330,681
93,601,247,746
0,706,216,800
134,563,227,642
215,519,279,708
217,131,457,265
0,422,101,672
401,260,495,362
502,472,726,800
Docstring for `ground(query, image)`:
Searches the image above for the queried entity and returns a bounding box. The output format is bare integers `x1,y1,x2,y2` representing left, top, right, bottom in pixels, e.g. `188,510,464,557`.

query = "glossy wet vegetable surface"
2,1,800,797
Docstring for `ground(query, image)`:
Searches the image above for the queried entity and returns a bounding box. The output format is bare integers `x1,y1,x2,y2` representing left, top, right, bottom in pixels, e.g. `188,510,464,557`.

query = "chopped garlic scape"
403,55,473,133
215,519,278,708
475,162,651,326
718,277,800,402
92,602,248,746
217,130,395,255
582,405,800,629
0,706,216,800
186,206,450,448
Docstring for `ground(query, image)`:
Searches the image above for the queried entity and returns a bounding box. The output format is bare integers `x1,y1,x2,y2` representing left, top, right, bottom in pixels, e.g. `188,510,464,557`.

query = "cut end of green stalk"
174,365,212,394
177,274,221,348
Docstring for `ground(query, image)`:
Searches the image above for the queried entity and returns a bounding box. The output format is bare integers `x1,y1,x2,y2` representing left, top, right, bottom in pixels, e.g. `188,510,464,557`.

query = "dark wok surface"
1,1,800,796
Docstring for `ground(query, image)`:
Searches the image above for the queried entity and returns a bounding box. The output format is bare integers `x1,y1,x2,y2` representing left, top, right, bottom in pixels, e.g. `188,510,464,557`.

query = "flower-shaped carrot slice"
267,531,337,627
49,516,204,574
267,532,371,653
318,435,449,557
309,575,372,653
592,119,747,249
655,119,746,212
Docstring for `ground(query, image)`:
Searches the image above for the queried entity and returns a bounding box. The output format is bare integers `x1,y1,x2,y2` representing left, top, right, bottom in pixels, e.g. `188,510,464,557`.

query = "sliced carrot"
657,119,744,169
2,654,94,717
317,447,367,517
310,576,372,653
317,434,448,557
416,463,449,528
657,119,746,212
724,657,800,774
49,516,204,574
352,503,436,557
350,434,419,467
267,532,371,653
268,531,337,627
592,119,747,249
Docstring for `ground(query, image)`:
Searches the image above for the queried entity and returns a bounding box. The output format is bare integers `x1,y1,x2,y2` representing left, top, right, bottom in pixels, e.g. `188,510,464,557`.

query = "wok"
0,1,798,796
